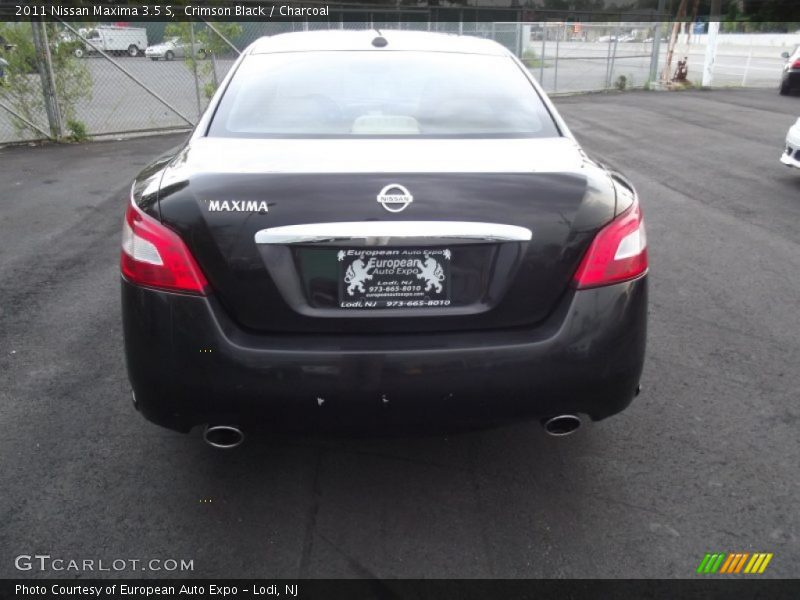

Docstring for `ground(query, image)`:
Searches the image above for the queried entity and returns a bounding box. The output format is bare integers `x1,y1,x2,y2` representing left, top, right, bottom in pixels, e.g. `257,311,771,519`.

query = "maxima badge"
377,184,413,213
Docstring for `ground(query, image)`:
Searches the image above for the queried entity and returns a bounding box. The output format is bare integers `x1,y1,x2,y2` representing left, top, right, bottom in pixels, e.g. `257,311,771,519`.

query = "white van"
76,26,148,57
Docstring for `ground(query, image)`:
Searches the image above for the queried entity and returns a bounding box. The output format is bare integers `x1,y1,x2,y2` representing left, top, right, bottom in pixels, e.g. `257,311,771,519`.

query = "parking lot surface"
0,89,798,578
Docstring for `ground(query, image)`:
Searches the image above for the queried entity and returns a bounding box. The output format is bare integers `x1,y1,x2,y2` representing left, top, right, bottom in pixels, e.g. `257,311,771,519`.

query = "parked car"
779,117,800,168
779,46,800,95
74,26,147,58
121,31,648,448
144,37,207,61
618,34,637,43
598,35,618,43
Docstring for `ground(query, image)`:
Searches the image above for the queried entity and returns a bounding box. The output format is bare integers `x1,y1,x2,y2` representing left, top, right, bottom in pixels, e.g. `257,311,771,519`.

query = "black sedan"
780,45,800,95
121,31,648,448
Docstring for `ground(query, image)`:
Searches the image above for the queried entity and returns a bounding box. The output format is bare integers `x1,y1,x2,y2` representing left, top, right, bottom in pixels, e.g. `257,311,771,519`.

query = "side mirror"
781,51,790,59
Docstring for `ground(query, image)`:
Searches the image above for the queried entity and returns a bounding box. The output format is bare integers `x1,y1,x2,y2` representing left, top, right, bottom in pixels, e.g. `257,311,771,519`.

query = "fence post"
210,53,219,90
30,20,63,139
607,38,619,89
554,25,560,93
539,24,545,86
189,21,203,119
649,0,667,84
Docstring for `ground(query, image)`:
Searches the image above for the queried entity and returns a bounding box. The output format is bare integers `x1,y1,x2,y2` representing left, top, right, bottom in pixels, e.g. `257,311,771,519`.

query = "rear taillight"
573,199,648,289
792,59,800,69
121,200,208,294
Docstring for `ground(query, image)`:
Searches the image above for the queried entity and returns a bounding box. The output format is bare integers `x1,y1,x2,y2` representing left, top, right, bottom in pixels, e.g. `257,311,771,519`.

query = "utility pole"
189,21,202,120
702,0,722,87
31,19,63,139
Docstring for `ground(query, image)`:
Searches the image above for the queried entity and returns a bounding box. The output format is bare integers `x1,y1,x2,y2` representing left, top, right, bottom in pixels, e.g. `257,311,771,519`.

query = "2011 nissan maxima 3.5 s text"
121,31,648,447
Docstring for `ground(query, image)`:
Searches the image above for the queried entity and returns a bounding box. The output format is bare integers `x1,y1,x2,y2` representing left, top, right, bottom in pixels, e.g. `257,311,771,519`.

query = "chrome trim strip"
254,221,532,245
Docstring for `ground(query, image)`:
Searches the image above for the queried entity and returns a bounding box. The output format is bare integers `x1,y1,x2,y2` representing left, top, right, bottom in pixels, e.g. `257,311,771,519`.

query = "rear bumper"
122,276,647,433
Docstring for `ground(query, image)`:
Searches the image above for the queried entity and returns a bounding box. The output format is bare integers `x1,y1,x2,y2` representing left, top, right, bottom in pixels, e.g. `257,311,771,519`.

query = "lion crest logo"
415,254,445,293
344,256,375,296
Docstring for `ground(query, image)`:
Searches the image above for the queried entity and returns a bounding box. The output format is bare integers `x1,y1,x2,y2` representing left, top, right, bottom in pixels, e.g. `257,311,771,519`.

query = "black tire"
165,50,174,61
127,44,138,58
74,47,84,58
779,79,791,95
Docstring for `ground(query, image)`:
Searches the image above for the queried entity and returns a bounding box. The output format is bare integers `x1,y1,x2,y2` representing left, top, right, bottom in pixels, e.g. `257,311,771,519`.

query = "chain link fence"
0,19,787,145
527,22,661,93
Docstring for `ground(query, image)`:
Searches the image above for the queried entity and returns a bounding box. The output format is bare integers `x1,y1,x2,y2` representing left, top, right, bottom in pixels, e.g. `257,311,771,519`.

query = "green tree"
0,22,92,135
0,22,92,138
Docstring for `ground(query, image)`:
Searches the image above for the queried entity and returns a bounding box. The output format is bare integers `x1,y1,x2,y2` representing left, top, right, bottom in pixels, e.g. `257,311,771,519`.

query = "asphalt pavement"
0,88,798,579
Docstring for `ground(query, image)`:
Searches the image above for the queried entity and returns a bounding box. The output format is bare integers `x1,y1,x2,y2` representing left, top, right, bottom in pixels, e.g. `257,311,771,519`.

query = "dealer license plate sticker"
337,248,451,309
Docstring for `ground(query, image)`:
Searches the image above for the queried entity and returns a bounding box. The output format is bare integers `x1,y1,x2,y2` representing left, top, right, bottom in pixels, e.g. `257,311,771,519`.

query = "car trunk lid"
157,137,616,334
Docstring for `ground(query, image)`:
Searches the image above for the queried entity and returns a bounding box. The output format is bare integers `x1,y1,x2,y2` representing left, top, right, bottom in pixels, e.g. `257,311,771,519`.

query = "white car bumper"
780,121,800,168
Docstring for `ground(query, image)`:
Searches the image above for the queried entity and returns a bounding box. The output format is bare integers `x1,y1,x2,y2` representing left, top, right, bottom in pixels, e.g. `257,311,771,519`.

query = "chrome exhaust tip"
203,425,244,449
542,414,582,437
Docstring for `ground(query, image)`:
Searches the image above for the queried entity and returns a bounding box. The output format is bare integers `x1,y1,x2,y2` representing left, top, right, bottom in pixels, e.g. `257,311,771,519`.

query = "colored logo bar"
697,553,773,574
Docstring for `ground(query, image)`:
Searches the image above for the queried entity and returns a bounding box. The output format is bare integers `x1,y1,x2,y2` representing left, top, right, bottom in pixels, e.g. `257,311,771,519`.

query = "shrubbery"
0,22,91,139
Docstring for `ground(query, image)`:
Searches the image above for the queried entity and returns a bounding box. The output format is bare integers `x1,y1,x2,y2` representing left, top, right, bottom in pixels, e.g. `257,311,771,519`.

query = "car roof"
249,30,509,56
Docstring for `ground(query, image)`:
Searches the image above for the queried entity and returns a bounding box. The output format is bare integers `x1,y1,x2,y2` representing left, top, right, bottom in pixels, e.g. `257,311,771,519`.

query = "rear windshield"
208,51,560,138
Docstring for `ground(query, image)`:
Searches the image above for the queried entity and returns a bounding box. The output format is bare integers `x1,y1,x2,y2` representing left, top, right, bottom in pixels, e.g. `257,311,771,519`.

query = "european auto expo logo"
696,552,773,574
